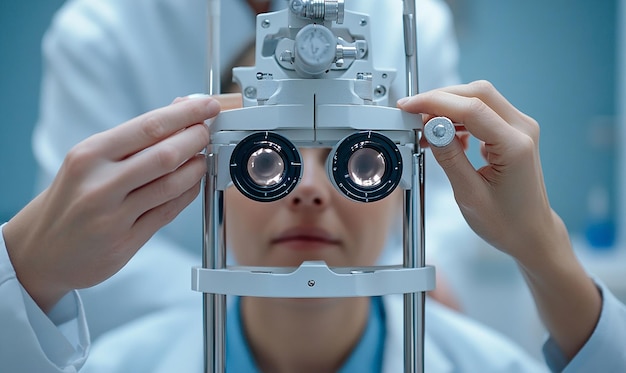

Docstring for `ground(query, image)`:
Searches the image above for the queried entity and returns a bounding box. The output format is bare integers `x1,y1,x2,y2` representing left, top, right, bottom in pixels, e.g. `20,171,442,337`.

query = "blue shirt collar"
227,297,386,372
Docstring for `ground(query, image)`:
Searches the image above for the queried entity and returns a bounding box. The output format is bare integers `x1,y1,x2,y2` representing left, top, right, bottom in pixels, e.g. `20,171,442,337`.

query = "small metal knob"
424,117,455,147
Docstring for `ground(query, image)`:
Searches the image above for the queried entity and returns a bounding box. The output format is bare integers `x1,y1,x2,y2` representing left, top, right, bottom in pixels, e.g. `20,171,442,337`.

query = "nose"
288,148,331,210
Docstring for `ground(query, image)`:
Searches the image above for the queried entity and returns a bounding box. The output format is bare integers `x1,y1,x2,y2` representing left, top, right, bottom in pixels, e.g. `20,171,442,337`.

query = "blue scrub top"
227,296,386,372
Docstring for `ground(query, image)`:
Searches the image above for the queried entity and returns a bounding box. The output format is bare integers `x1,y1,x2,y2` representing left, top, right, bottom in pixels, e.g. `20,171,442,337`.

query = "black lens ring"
329,131,402,203
230,132,302,202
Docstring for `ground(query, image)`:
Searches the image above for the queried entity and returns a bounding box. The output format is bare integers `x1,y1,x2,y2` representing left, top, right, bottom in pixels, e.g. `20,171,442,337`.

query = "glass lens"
247,148,284,186
347,147,385,187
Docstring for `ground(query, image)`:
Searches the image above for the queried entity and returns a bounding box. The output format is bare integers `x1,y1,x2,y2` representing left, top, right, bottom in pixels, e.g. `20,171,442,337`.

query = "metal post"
204,1,226,372
402,0,419,97
403,150,425,373
202,170,227,373
207,0,221,96
402,1,424,372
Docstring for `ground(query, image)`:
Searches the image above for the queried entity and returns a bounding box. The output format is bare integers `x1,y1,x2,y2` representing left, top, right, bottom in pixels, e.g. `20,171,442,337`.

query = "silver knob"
424,117,455,147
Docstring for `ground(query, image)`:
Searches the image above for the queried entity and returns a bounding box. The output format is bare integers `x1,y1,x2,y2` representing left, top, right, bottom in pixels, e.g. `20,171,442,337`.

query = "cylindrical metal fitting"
289,0,345,23
424,117,456,148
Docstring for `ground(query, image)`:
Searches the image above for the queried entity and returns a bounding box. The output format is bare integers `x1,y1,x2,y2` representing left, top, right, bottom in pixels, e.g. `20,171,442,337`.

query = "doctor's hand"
397,80,601,359
3,95,221,313
398,80,561,263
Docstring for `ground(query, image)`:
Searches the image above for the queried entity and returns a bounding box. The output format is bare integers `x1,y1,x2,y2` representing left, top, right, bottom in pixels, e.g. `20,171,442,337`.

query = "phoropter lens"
328,131,402,203
247,148,285,186
347,148,385,187
230,132,302,202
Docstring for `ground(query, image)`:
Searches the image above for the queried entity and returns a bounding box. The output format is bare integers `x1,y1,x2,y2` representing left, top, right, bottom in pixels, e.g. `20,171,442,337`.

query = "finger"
480,141,488,162
429,135,485,202
95,96,220,160
130,180,202,248
173,93,241,109
175,93,241,111
214,93,243,111
123,154,206,221
119,123,209,191
399,90,516,147
421,81,538,137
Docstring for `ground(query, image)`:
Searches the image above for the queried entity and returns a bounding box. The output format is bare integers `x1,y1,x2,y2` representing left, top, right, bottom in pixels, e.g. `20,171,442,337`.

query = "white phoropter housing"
193,1,454,372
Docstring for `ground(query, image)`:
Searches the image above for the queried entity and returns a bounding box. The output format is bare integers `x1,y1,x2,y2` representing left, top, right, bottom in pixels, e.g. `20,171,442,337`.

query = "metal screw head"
433,124,447,138
262,19,271,28
244,86,257,99
360,18,367,26
279,50,294,63
374,85,387,98
307,280,316,287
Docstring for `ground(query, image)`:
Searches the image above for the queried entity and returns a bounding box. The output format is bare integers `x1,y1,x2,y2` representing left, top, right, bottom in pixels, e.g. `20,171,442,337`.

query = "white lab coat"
3,0,624,372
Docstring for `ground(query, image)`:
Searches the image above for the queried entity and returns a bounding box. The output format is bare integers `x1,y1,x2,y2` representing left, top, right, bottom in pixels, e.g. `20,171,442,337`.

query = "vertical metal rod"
204,1,225,372
402,0,419,97
203,159,227,373
402,187,416,373
417,149,426,373
402,1,424,372
207,0,221,95
403,151,425,373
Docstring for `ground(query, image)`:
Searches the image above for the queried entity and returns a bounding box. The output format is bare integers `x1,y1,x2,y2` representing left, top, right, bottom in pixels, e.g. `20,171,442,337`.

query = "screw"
279,50,294,63
244,86,257,99
374,85,387,98
307,280,316,287
360,18,367,26
433,124,447,138
262,19,271,28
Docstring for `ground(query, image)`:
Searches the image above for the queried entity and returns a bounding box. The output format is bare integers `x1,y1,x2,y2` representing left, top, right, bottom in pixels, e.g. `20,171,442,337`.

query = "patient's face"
225,147,401,267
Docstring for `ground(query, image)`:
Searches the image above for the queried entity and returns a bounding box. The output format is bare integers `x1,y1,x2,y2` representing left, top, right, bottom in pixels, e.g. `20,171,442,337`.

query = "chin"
266,250,349,268
260,297,353,311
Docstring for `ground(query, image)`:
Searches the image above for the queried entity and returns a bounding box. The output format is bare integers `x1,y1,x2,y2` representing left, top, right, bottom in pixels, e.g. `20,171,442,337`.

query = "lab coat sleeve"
32,2,148,192
542,280,626,372
31,0,218,194
0,223,90,372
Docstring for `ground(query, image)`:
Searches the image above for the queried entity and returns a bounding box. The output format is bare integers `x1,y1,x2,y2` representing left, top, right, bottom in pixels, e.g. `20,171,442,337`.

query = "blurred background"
435,0,626,360
0,0,624,362
0,0,66,223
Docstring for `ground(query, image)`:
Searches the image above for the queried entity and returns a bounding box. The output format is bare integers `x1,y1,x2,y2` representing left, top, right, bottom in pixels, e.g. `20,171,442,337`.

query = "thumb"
429,136,483,203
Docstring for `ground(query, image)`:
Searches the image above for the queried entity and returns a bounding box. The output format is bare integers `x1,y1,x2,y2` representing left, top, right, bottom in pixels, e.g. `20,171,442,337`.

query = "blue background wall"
0,1,620,239
0,0,66,222
450,0,618,243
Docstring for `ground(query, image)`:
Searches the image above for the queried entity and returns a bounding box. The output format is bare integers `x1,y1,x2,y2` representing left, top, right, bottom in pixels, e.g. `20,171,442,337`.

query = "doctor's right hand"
3,95,221,313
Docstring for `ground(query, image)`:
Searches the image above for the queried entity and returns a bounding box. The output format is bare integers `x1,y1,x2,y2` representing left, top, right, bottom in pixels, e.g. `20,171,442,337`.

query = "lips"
271,227,341,248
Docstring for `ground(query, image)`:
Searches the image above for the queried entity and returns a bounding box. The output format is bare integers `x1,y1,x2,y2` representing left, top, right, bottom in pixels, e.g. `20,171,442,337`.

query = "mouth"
271,227,341,250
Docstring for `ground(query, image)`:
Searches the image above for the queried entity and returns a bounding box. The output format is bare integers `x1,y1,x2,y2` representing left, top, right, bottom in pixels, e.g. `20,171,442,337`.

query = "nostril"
290,195,324,207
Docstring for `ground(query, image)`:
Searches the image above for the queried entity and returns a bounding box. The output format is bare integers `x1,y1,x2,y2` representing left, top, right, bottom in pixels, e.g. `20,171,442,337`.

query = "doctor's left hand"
397,81,601,357
3,95,222,313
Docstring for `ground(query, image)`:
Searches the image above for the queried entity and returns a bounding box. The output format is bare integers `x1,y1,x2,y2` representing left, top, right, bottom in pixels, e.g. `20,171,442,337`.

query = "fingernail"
206,98,221,113
397,97,410,106
186,93,220,113
187,93,210,100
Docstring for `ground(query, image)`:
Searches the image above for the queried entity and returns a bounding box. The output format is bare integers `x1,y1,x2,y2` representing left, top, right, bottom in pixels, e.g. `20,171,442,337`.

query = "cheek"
341,193,401,263
352,217,390,264
224,188,268,262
